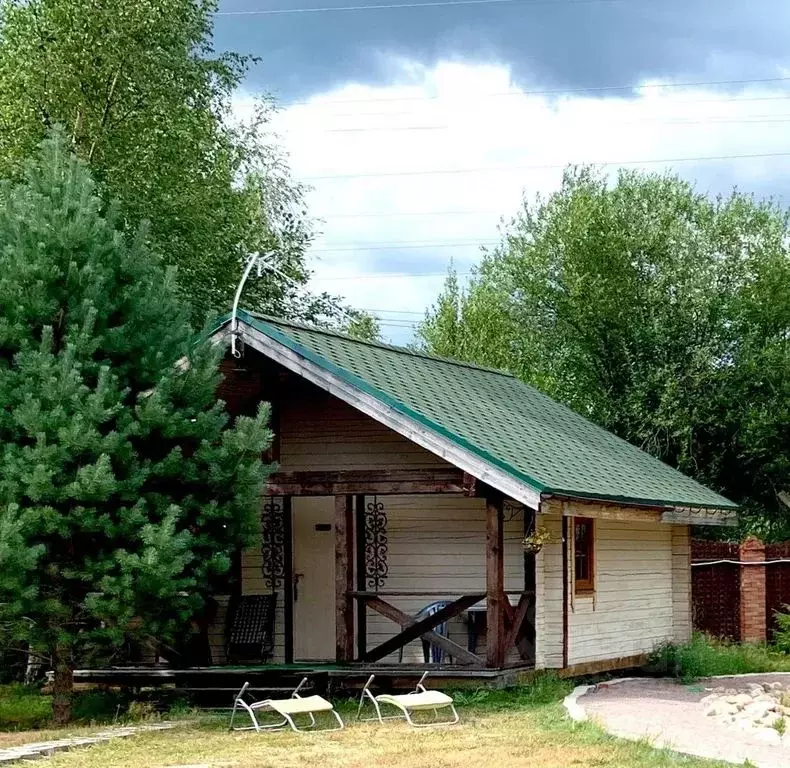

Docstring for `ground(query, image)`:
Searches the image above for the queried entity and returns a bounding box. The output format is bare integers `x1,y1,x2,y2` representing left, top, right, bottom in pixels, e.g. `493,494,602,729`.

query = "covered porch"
223,467,537,672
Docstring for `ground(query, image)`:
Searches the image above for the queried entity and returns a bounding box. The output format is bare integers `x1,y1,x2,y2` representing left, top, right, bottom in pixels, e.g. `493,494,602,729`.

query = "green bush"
649,633,790,682
0,685,52,730
773,606,790,653
0,684,193,731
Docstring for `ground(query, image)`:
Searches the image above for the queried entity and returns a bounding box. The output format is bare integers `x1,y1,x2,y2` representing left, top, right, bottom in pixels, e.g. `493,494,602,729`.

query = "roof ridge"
243,311,516,378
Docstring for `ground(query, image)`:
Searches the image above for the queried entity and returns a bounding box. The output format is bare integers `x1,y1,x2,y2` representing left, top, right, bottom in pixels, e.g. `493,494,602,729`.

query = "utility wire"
218,0,629,17
310,240,496,252
358,307,427,314
316,208,514,218
299,149,790,181
313,270,471,280
314,93,790,120
281,77,790,109
284,114,790,135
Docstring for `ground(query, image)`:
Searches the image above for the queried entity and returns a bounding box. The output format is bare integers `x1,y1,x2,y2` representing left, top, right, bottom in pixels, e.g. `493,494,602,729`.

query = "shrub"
0,685,52,730
649,633,790,682
773,606,790,653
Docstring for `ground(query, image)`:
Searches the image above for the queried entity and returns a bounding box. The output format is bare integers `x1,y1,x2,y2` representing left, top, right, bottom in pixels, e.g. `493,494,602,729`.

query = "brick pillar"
739,537,766,643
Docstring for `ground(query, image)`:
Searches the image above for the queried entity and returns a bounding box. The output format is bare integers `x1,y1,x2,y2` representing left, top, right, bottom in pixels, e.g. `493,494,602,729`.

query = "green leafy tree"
420,167,790,537
0,133,273,723
0,0,360,328
344,311,381,342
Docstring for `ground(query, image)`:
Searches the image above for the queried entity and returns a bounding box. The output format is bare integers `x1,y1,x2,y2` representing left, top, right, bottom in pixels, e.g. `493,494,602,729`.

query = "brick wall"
691,540,741,641
691,538,789,644
739,538,766,643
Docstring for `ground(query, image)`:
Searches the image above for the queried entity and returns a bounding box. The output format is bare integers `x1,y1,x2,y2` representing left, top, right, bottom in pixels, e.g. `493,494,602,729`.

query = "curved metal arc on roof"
231,252,277,358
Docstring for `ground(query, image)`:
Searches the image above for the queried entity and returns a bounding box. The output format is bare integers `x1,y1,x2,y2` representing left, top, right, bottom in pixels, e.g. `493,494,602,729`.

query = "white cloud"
236,59,790,343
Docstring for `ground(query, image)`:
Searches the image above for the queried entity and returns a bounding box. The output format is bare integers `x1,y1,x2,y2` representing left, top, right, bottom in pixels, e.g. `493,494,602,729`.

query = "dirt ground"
580,675,790,768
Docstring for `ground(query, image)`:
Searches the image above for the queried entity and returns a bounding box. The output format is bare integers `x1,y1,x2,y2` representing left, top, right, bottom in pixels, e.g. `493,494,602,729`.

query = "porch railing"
350,589,535,667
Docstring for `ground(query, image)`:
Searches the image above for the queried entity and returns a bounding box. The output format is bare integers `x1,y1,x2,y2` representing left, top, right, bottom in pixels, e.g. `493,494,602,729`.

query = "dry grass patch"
42,707,729,768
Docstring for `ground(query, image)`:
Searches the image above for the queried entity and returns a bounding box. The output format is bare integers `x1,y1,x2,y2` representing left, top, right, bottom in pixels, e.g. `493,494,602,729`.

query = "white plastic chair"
230,677,344,733
357,672,459,727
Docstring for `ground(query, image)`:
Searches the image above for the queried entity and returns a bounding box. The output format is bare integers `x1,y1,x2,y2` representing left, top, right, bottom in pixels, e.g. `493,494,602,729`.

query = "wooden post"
283,496,294,664
486,492,505,668
335,494,355,663
355,494,367,659
561,516,569,669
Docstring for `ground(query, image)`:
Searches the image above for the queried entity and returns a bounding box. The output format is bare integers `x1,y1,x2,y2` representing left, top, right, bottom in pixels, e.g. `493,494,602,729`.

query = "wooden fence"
692,538,790,643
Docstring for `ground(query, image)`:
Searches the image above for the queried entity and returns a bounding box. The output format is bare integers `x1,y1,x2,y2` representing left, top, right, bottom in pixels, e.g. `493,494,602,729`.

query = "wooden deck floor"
71,662,537,702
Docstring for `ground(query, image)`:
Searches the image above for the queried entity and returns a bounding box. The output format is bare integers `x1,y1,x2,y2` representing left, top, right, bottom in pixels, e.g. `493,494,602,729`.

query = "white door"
293,497,336,661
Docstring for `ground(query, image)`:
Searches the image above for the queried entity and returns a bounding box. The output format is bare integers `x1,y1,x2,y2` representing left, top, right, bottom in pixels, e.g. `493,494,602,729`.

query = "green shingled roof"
235,310,737,512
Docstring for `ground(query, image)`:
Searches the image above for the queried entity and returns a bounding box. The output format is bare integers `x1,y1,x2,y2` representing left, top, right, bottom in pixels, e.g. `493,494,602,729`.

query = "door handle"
293,572,304,602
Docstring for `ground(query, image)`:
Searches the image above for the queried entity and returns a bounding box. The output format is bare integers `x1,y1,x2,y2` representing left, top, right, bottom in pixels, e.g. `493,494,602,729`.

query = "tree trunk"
52,645,73,725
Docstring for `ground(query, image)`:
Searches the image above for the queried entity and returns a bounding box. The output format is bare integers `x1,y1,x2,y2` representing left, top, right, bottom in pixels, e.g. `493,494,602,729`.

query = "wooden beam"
350,590,531,597
355,494,367,660
503,592,533,651
486,493,505,668
561,515,569,670
462,472,477,497
335,495,355,663
361,594,485,666
283,496,294,664
266,469,468,496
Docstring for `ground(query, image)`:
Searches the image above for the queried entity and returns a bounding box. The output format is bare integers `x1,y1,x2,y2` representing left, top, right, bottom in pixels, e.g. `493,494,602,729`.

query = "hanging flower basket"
522,526,552,554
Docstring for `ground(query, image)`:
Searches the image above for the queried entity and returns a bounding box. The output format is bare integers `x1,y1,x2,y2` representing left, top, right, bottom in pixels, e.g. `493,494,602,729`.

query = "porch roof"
218,311,736,514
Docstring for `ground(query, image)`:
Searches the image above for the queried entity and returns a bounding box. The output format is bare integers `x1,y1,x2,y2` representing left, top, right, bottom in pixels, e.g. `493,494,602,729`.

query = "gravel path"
579,676,790,768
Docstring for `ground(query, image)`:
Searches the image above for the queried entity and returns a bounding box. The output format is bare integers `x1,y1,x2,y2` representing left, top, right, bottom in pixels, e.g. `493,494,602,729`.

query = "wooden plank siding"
536,500,691,669
671,524,693,644
567,517,674,664
358,495,526,664
534,502,564,669
277,378,453,472
241,503,288,662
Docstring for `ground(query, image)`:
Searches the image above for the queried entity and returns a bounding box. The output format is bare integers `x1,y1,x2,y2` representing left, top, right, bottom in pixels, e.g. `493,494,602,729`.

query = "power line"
282,114,790,135
218,0,628,17
316,209,506,219
310,240,497,252
299,149,790,181
310,93,790,120
317,208,507,218
281,77,790,109
312,270,471,280
358,307,426,314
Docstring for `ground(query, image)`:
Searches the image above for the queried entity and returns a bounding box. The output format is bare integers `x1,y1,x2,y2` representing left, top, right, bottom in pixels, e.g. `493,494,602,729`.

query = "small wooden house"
205,310,736,678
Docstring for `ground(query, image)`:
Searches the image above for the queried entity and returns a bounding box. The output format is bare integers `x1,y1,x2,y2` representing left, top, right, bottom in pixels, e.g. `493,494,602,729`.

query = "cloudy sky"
214,0,790,343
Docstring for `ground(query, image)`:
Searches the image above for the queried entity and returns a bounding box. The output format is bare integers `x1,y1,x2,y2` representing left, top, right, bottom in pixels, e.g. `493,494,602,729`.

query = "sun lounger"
357,672,459,727
230,677,344,733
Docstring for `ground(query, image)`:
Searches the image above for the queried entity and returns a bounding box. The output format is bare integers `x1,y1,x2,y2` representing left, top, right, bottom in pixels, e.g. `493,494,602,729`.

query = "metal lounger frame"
230,677,344,733
357,671,460,728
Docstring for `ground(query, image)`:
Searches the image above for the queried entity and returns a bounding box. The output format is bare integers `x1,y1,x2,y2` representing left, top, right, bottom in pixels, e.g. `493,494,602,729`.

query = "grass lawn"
8,635,783,768
12,681,731,768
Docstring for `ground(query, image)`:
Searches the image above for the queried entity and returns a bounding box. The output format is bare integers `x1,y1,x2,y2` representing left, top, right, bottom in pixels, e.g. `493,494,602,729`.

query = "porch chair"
398,600,452,664
356,672,459,728
230,677,344,733
225,594,276,663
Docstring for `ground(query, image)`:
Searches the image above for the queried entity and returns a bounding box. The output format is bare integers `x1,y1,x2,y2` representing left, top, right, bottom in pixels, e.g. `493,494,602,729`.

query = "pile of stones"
702,680,790,746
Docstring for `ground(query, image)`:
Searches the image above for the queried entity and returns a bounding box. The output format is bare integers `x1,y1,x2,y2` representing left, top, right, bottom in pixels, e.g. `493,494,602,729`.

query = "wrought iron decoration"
260,496,286,590
364,496,389,590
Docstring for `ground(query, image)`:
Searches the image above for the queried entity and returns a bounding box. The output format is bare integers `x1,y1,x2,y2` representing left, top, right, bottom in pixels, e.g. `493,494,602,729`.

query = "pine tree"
0,132,272,723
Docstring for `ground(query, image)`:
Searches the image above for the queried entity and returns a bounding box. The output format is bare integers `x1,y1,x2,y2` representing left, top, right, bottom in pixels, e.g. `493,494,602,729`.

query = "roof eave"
541,490,738,527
